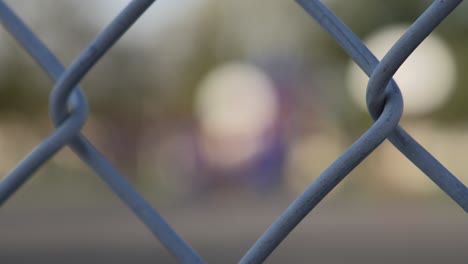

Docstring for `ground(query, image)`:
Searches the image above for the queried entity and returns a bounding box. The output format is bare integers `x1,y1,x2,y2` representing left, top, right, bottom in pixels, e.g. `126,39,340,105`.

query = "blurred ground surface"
1,192,467,264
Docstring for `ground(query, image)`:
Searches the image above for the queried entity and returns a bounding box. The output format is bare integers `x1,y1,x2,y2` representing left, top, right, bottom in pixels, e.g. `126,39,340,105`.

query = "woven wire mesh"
0,0,466,263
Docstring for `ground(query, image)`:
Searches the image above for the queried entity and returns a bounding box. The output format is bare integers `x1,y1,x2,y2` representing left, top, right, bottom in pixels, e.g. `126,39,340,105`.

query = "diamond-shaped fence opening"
0,0,466,263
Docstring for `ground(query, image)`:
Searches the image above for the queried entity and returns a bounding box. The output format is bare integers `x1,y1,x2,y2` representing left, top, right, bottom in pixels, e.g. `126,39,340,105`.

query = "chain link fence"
0,0,466,263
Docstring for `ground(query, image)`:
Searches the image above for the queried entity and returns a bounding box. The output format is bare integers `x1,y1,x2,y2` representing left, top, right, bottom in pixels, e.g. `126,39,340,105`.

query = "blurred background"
0,0,467,263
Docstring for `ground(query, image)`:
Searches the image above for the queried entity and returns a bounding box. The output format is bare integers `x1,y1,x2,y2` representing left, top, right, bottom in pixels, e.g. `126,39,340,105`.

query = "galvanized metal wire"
0,0,466,263
0,1,203,263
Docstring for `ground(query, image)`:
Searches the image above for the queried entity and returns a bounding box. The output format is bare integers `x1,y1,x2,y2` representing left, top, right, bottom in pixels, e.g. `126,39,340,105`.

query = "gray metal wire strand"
0,96,87,205
240,83,403,264
366,0,464,118
366,0,468,210
238,29,405,264
240,0,467,262
298,0,467,211
49,0,153,124
0,1,89,205
0,1,205,263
